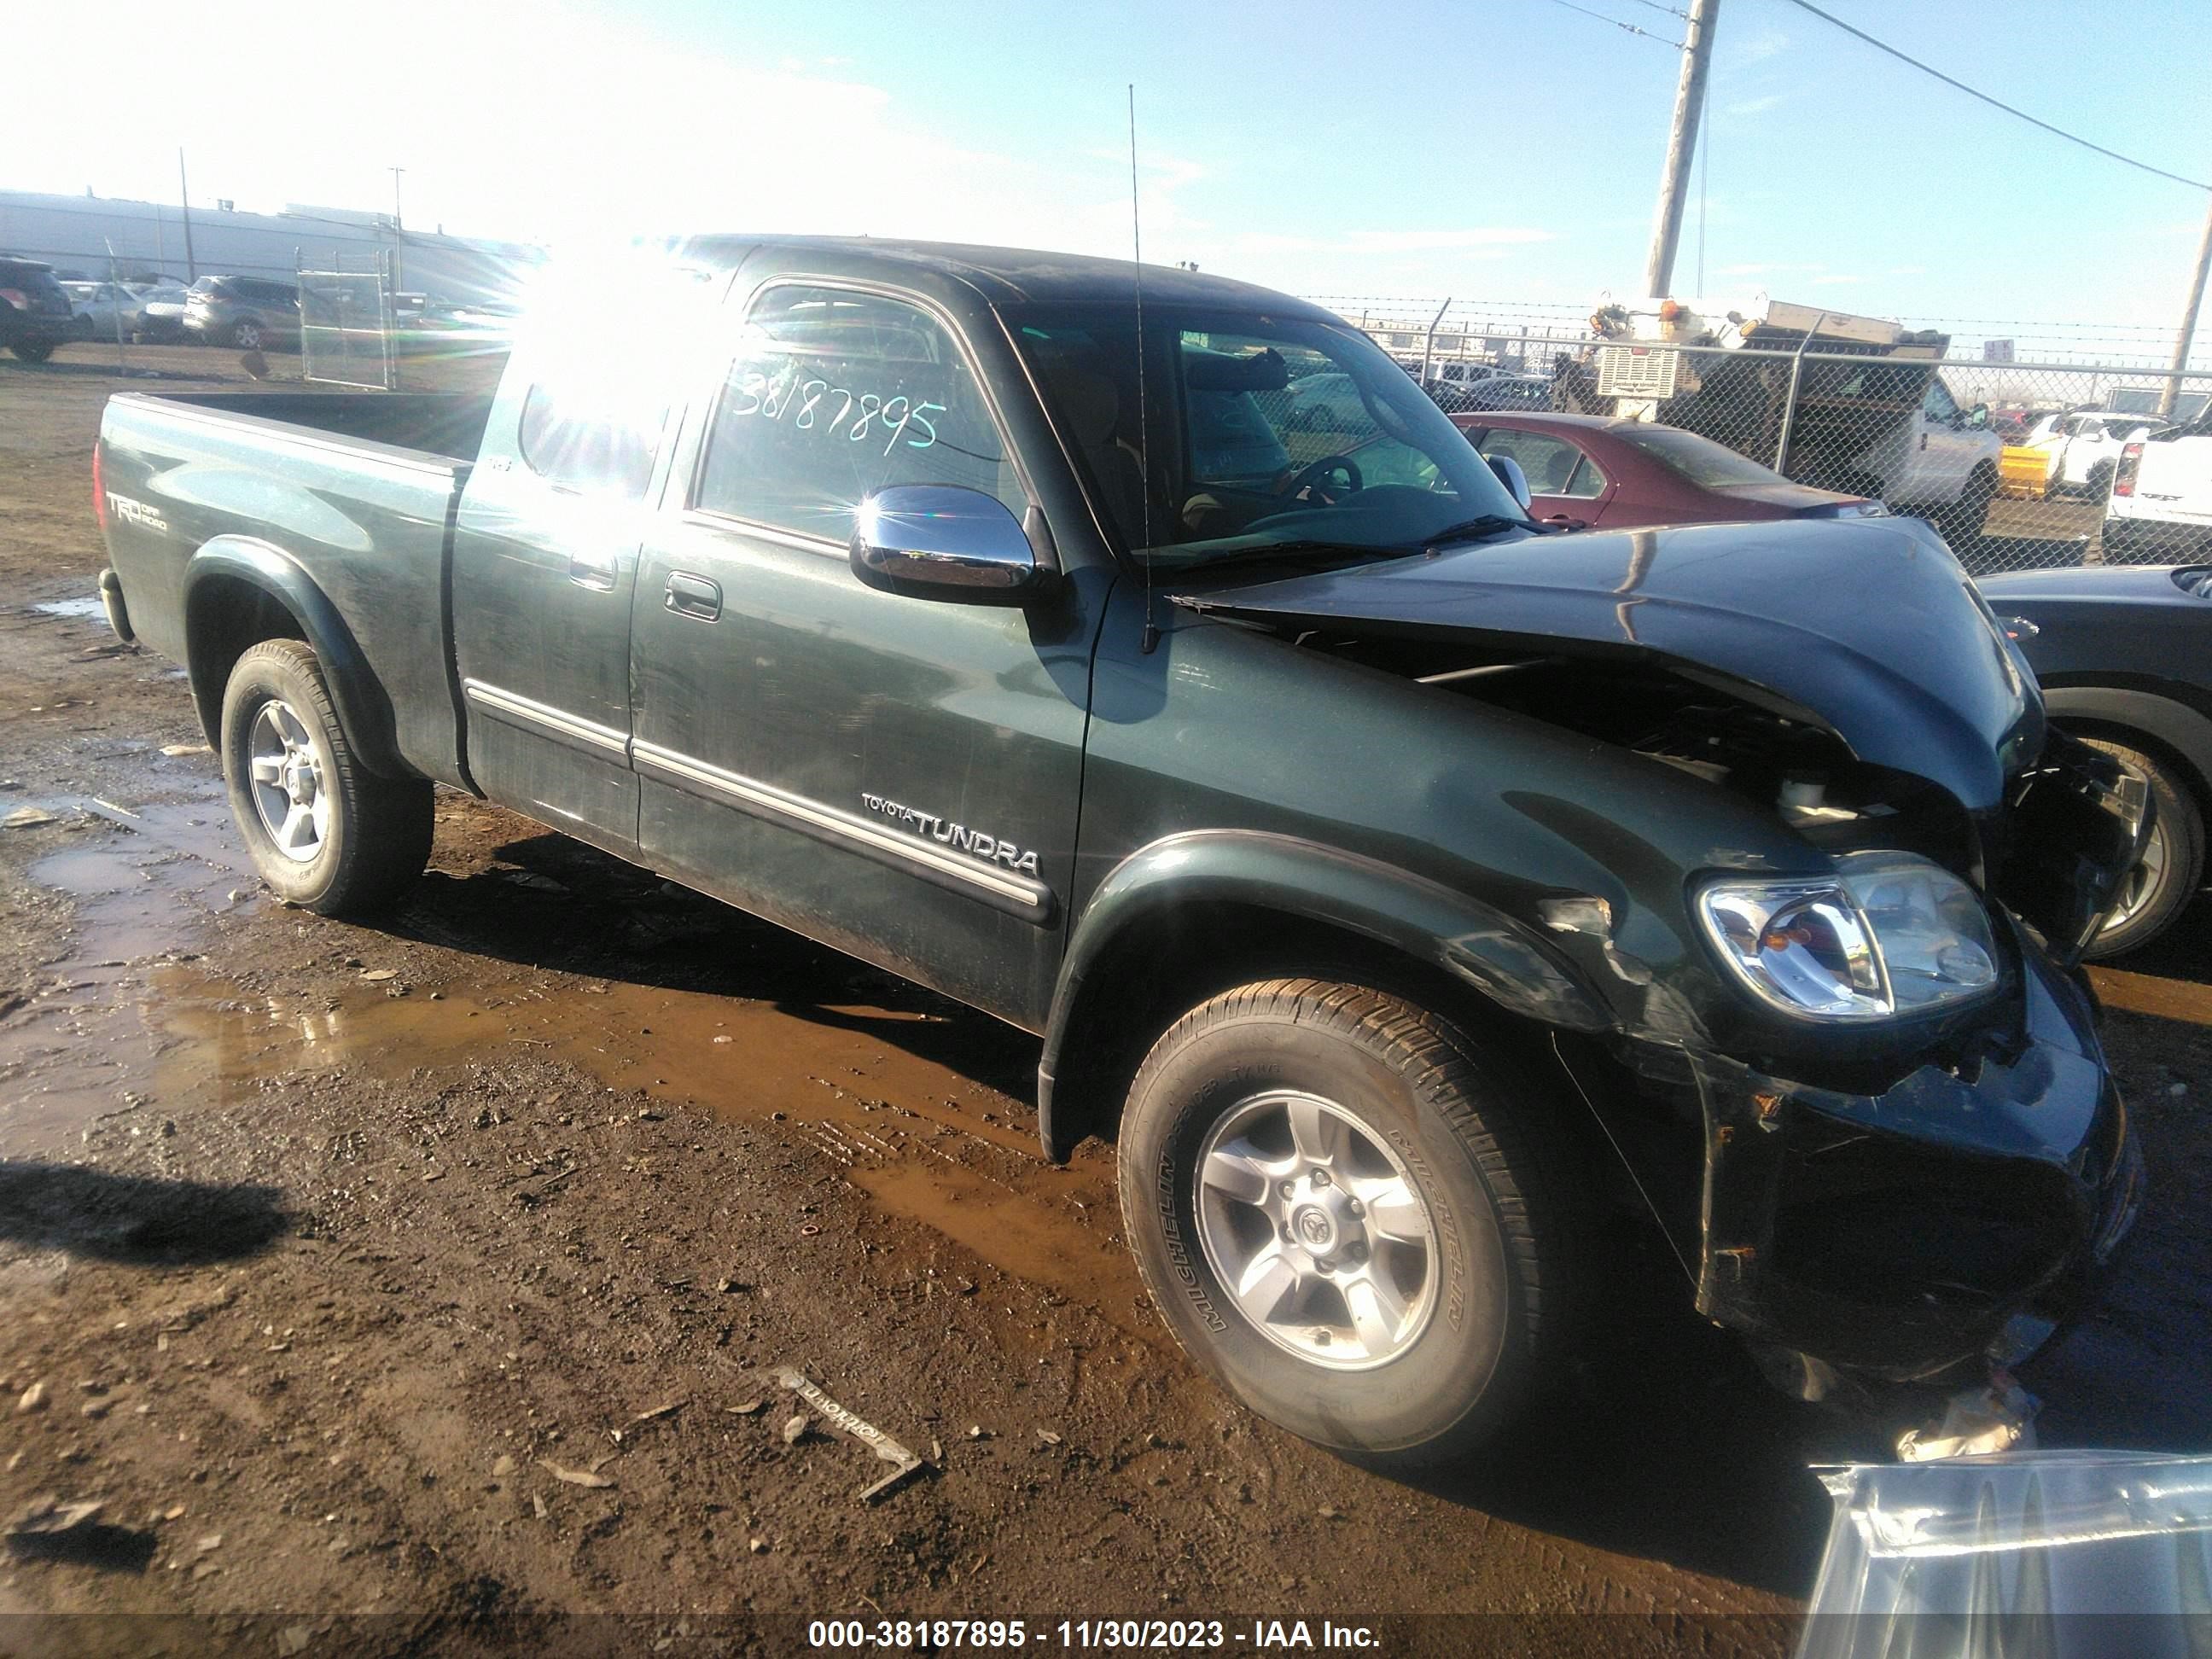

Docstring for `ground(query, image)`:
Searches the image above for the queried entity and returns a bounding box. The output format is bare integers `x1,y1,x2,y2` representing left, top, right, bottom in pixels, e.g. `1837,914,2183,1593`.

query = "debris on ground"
2,807,59,830
775,1366,929,1505
5,1496,155,1570
8,1498,104,1540
538,1458,617,1489
726,1400,765,1417
783,1413,812,1446
1896,1376,2040,1462
157,743,211,757
1035,1429,1062,1447
16,1382,48,1413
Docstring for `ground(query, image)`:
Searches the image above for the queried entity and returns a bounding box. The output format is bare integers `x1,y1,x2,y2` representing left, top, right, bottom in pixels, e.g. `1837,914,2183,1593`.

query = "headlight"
1697,851,2000,1022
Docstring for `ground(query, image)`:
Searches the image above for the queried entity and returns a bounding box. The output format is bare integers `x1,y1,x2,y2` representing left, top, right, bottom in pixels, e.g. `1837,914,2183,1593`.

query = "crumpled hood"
1176,517,2043,812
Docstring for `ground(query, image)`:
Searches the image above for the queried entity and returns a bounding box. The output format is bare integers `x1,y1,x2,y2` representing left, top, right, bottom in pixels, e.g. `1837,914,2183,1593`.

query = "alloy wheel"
1193,1090,1439,1370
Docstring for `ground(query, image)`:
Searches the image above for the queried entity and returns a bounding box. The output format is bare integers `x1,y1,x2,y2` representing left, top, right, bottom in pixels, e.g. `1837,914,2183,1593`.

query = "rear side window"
517,375,666,501
694,285,1023,540
1476,429,1587,497
0,261,63,294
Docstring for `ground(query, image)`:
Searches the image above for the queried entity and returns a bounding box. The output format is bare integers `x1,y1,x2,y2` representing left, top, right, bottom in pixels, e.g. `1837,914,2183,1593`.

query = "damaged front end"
1175,516,2153,1395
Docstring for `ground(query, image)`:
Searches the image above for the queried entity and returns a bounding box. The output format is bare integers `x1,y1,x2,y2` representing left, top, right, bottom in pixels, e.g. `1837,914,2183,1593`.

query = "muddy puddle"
153,963,1141,1324
28,597,105,621
3,783,1143,1333
1,789,251,1143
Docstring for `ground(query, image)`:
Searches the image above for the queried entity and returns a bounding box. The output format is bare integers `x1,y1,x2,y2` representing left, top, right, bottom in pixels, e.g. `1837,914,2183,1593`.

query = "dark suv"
0,257,75,361
182,275,301,351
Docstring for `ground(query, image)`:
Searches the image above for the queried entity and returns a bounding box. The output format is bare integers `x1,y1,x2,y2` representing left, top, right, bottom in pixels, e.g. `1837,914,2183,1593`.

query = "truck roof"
667,234,1335,315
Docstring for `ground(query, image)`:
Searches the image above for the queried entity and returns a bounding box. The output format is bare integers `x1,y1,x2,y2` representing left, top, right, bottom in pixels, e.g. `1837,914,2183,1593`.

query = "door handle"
568,555,618,591
665,571,722,622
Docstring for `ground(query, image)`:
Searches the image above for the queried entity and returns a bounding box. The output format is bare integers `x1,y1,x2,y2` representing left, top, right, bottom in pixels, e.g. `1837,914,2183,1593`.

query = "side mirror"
1968,404,1990,429
848,485,1042,603
1486,452,1533,509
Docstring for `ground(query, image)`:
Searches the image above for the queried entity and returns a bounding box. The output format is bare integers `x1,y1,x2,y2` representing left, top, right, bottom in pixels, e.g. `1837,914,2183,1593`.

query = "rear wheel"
219,639,432,916
2085,460,2115,501
2076,736,2204,959
9,339,55,363
1937,464,1996,544
1116,978,1576,1464
230,318,265,351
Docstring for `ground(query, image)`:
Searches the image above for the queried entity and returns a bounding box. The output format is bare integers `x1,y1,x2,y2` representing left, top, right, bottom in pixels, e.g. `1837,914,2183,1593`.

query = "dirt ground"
0,341,2206,1656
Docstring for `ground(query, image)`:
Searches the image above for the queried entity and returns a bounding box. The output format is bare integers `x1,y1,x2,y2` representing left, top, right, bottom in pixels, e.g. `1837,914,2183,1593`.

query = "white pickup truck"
2105,412,2212,562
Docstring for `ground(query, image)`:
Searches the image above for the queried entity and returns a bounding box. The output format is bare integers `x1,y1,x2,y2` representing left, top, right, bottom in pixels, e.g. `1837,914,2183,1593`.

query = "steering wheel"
1284,453,1364,503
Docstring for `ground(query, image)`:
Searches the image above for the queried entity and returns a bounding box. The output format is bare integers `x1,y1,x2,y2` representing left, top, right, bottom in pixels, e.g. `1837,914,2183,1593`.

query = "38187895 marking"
859,793,1041,875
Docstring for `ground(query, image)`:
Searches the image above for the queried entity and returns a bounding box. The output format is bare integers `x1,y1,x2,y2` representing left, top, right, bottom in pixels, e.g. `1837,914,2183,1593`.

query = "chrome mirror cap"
1486,452,1533,510
849,485,1039,602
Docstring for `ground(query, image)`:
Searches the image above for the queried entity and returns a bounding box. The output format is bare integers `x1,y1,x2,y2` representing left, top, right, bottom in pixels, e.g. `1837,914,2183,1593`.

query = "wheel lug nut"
1311,1169,1330,1188
1347,1198,1364,1216
1279,1181,1296,1200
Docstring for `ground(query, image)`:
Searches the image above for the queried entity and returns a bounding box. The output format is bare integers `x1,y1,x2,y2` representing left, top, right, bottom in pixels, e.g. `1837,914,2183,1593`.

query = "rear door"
627,270,1098,1027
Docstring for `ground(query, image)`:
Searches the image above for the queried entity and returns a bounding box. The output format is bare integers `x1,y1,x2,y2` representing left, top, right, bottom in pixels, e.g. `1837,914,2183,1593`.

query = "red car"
1449,411,1884,531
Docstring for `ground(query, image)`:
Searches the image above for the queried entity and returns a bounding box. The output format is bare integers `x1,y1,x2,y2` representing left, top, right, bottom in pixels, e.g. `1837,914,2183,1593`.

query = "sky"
15,0,2212,354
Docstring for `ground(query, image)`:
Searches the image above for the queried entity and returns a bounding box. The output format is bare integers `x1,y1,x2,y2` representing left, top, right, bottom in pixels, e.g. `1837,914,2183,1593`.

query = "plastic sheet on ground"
1797,1452,2212,1657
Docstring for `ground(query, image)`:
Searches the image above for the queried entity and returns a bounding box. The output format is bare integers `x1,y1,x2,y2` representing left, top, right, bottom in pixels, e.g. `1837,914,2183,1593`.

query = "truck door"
1906,376,1979,506
449,335,680,857
627,276,1099,1029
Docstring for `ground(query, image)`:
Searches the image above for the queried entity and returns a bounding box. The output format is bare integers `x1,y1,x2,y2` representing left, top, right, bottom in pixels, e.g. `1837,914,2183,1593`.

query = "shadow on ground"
0,1162,285,1265
400,830,1041,1100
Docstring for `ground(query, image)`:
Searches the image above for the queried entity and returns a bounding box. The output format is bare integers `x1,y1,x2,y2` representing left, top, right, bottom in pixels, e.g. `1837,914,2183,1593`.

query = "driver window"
1922,380,1959,422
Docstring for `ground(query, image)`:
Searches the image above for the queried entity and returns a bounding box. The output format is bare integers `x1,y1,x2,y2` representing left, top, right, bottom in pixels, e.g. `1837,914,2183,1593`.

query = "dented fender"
1036,828,1614,1160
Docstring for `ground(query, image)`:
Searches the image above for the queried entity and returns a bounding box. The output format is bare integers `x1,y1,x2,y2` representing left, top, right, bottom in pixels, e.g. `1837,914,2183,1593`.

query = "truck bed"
96,390,492,788
128,389,496,463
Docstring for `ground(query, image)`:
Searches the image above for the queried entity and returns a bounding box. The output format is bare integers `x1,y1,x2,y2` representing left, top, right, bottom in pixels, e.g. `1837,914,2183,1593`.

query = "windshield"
1610,422,1793,490
1008,304,1526,572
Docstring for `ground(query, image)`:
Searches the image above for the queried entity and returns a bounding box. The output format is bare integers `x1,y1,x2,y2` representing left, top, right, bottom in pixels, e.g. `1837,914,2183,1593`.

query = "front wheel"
9,339,55,363
230,318,265,351
2078,736,2205,959
220,638,433,916
1116,979,1575,1463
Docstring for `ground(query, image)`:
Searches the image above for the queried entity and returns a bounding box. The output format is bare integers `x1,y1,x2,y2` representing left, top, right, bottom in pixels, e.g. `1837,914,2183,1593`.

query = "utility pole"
178,148,197,282
1643,0,1720,298
388,166,406,293
2159,194,2212,418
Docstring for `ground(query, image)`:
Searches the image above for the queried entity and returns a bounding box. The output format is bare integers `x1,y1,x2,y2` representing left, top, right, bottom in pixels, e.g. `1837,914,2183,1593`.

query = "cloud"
1723,94,1784,117
1812,273,1866,287
1730,27,1790,63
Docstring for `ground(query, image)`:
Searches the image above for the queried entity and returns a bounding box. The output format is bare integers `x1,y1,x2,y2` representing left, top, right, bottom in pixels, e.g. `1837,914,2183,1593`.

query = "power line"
1778,0,2210,192
1620,0,1691,16
1537,0,1682,49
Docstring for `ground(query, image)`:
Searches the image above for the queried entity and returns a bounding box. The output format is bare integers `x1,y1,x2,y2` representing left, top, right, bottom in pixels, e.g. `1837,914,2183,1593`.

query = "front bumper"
1679,944,2140,1388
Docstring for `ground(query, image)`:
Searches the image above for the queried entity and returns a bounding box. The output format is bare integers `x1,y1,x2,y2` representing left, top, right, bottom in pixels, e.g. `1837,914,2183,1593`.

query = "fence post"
1771,311,1828,474
1419,297,1451,385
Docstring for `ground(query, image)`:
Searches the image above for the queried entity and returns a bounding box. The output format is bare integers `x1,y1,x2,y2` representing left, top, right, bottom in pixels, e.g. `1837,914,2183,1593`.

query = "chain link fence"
1318,304,2208,575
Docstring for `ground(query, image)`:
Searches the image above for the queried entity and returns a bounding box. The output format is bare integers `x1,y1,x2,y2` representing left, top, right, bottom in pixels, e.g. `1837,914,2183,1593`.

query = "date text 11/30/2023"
805,1619,1382,1650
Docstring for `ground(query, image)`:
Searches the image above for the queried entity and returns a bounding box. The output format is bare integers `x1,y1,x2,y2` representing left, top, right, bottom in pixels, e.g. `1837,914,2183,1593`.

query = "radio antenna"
1129,84,1160,655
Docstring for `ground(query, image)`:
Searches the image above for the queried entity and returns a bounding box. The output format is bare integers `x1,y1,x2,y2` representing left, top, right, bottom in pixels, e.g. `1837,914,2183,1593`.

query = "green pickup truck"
94,236,2147,1462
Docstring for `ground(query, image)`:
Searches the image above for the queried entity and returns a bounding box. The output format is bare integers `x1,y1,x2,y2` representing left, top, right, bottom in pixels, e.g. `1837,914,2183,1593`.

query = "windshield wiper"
1420,515,1530,551
1161,540,1394,582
